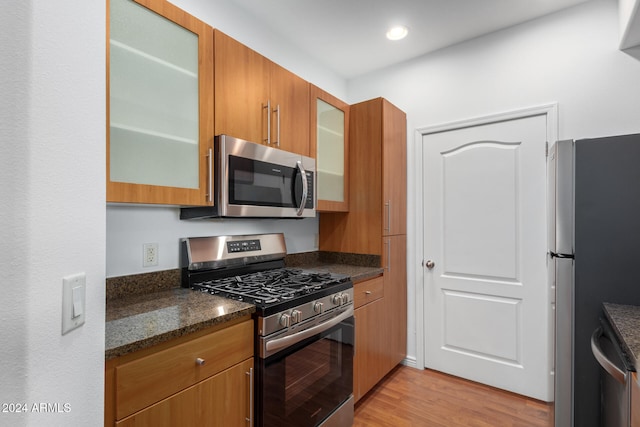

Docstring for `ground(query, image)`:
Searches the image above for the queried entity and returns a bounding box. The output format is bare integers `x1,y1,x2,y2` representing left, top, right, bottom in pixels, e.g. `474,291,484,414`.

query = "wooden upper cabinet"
214,30,310,156
382,98,407,236
310,85,350,212
107,0,214,206
214,30,268,146
319,97,406,255
270,61,310,156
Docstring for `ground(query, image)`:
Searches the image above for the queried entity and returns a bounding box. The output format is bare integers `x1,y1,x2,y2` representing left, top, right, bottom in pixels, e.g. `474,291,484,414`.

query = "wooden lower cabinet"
353,236,407,403
116,358,253,426
383,234,407,369
353,276,388,402
354,295,385,402
105,318,254,426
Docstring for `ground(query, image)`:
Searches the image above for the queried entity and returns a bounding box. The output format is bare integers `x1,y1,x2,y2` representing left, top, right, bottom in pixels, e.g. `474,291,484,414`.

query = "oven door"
257,310,354,427
221,135,315,218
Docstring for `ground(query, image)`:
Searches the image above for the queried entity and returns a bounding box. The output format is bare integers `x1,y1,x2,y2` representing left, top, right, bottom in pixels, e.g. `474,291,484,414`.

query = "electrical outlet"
143,243,159,267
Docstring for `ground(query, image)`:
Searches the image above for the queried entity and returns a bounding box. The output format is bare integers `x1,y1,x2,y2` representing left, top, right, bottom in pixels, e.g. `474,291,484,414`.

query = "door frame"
413,103,558,370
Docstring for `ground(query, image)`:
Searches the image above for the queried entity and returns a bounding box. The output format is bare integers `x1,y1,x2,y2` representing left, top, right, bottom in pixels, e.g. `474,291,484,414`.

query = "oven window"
260,317,354,427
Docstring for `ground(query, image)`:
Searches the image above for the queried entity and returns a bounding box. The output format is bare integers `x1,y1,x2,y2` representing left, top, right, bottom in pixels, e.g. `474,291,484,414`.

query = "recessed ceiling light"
386,25,408,41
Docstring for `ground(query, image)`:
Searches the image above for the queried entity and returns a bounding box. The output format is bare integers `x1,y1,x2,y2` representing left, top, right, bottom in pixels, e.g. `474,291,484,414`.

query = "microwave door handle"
296,160,308,217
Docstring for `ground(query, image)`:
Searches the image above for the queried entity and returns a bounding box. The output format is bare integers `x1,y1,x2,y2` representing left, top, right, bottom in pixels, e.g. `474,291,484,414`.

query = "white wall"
107,207,319,277
347,0,640,364
1,1,105,426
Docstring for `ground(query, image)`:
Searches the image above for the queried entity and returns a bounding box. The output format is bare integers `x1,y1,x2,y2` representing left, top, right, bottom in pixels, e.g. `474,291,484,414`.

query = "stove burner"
191,267,346,307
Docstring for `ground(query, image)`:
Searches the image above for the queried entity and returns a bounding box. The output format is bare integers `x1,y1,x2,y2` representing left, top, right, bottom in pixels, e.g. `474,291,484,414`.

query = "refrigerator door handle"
550,251,575,259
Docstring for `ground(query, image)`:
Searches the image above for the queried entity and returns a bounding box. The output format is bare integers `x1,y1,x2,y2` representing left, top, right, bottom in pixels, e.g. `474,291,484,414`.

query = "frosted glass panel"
109,0,199,189
317,99,345,202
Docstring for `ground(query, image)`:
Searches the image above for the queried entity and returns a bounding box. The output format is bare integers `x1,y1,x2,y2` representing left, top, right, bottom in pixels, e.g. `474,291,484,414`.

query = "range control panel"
227,239,262,253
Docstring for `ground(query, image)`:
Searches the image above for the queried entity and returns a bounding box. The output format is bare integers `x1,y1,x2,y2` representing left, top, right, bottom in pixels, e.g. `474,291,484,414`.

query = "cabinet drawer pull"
365,291,372,295
195,357,206,366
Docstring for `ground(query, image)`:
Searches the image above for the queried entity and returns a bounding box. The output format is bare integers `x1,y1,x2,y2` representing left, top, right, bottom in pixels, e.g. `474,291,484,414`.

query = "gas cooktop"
180,234,353,316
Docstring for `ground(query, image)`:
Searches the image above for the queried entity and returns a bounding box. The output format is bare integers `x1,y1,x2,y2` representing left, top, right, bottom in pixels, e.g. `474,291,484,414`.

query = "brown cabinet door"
214,30,269,145
382,99,407,236
270,61,310,156
310,85,350,212
354,298,386,402
214,31,310,156
107,0,214,206
382,234,407,370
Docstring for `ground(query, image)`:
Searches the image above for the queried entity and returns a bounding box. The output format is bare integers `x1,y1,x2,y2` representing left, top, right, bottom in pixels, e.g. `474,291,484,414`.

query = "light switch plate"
62,272,86,335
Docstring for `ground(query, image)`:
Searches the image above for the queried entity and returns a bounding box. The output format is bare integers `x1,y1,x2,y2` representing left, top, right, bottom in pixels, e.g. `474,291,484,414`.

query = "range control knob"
341,293,349,304
332,294,343,306
279,313,291,328
313,302,324,314
291,310,302,324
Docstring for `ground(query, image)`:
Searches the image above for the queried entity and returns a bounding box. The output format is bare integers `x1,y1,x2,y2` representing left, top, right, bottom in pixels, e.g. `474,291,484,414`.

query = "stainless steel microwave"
180,135,316,219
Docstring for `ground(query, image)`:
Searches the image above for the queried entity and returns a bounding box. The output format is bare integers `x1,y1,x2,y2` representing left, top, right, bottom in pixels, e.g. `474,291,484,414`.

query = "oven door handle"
591,326,627,385
265,306,353,355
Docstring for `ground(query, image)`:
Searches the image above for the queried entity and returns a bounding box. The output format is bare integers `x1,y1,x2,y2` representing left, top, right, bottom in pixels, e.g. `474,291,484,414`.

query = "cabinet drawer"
116,358,254,426
115,320,253,420
354,276,384,308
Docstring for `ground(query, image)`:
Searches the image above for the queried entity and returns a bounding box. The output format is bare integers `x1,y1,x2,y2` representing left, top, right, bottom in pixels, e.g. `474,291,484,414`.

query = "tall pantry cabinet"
319,97,407,401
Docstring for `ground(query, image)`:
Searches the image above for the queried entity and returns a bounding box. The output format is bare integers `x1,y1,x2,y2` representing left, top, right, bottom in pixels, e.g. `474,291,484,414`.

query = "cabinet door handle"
384,239,391,272
273,104,280,148
385,201,391,232
263,100,271,145
365,290,372,295
195,357,205,366
246,367,254,427
206,148,213,203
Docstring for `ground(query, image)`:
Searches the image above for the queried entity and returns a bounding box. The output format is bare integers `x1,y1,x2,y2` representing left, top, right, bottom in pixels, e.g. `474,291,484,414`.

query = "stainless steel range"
180,233,354,427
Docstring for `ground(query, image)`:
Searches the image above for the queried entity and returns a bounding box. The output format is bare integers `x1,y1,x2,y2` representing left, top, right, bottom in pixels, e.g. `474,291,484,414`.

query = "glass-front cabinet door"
310,85,349,212
107,0,213,205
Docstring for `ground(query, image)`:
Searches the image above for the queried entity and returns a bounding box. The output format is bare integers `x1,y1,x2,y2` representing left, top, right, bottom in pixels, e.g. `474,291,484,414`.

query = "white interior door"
422,112,552,401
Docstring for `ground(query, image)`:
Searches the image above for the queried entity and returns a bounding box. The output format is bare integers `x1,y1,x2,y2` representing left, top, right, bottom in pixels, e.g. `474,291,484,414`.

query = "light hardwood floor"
353,365,553,427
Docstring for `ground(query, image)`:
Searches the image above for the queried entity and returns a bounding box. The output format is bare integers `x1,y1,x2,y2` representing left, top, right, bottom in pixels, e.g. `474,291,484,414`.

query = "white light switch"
62,273,86,335
72,286,84,318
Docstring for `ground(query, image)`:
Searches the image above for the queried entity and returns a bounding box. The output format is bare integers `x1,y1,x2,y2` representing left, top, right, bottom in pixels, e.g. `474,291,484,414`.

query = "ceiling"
232,0,592,79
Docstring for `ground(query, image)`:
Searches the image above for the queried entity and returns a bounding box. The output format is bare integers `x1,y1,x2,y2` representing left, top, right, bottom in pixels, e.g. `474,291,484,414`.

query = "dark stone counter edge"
105,306,255,360
602,302,640,371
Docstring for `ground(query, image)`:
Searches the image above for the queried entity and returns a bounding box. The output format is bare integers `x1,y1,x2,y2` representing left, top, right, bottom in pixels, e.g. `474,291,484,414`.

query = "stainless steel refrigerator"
550,134,640,427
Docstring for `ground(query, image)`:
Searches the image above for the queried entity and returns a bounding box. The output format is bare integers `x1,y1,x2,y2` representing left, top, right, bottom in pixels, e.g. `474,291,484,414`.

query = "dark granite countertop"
602,302,640,370
105,251,382,360
292,262,383,283
105,288,254,360
285,251,383,283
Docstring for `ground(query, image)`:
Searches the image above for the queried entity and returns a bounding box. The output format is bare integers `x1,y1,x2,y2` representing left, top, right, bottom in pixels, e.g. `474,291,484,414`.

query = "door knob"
424,260,435,269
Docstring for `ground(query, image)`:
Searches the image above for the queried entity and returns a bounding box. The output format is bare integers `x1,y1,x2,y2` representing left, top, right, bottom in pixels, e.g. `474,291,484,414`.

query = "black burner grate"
192,268,346,306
